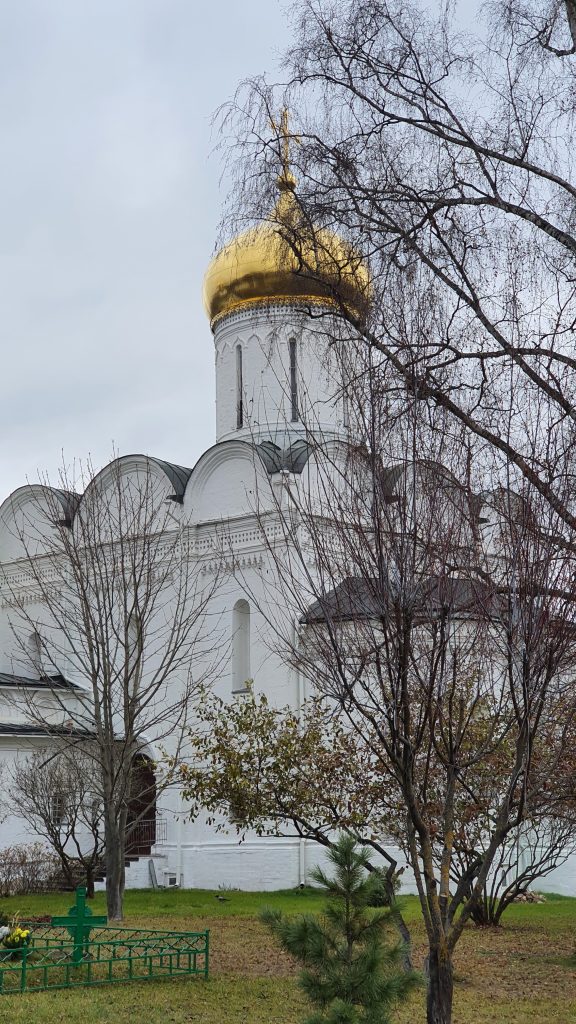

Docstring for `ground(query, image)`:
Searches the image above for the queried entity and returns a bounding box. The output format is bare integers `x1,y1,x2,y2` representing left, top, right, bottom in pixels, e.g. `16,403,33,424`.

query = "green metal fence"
0,923,209,995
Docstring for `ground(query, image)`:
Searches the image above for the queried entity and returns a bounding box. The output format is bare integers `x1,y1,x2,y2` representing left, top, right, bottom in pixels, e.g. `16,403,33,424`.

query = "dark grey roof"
50,489,81,526
0,672,78,690
148,458,193,503
0,722,94,738
378,461,464,503
301,575,498,624
256,440,312,475
378,465,406,499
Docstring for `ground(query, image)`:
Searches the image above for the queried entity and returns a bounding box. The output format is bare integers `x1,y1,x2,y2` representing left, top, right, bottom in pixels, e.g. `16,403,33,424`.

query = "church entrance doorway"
125,755,157,856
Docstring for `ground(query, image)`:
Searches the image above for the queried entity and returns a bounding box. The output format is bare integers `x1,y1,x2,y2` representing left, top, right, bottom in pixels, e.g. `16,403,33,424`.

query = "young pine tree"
261,835,418,1024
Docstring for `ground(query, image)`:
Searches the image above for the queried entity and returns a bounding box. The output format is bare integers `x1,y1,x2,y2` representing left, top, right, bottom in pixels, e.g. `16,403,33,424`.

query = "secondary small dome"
203,179,370,327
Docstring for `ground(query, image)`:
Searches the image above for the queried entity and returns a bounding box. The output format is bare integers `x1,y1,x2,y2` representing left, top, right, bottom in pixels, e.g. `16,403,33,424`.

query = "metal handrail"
126,817,167,850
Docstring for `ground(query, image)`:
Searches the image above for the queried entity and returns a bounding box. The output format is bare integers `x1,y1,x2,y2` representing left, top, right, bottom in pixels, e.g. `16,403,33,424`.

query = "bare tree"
9,744,105,897
457,814,576,926
217,0,576,540
0,455,223,919
177,345,576,1024
192,10,576,1016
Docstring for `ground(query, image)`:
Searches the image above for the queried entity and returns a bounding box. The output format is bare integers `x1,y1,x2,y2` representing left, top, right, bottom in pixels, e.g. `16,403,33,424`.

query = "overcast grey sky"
0,0,288,499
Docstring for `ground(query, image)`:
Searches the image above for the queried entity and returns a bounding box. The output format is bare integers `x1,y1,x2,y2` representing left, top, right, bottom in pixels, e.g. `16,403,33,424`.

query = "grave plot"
0,887,209,995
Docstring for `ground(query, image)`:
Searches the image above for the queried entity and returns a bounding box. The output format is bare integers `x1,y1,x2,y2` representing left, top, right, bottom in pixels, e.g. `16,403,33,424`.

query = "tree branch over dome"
213,0,576,543
269,107,300,191
203,107,371,327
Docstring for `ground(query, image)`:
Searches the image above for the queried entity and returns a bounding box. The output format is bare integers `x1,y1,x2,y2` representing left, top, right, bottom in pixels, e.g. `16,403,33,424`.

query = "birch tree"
219,0,576,540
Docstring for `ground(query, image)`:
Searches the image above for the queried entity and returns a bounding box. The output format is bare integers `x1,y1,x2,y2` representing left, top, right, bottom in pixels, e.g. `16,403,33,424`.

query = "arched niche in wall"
288,337,299,423
231,598,251,694
236,344,244,430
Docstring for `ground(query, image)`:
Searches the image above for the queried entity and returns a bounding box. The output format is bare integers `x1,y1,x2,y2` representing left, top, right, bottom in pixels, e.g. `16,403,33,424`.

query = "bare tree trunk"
425,944,454,1024
391,906,413,972
105,815,125,921
57,852,76,891
85,867,95,899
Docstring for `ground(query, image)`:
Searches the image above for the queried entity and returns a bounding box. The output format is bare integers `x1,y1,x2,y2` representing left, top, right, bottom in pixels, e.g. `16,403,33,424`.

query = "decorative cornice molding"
201,552,264,577
215,331,262,361
0,515,292,602
211,296,334,333
0,589,47,611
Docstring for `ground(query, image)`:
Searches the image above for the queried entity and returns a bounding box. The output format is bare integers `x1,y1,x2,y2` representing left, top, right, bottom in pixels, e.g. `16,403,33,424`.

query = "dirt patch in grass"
180,907,576,1019
450,918,576,1006
205,916,297,977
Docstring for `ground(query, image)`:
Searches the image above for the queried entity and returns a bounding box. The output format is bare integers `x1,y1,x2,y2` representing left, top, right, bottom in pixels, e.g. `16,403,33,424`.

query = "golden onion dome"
203,176,370,328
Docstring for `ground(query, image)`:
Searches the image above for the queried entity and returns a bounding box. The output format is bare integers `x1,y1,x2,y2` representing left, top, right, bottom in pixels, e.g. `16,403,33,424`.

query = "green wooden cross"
51,886,108,966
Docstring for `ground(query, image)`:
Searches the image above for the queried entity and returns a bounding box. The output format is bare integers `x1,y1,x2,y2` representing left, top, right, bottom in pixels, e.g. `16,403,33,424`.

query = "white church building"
0,172,574,896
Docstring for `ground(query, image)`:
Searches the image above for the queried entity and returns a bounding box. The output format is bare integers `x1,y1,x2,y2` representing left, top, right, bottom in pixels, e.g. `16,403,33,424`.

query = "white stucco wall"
213,304,353,445
0,296,573,902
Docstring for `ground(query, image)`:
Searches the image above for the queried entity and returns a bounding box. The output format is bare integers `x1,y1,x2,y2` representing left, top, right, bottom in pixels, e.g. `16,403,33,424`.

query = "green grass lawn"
0,885,328,921
0,888,574,1023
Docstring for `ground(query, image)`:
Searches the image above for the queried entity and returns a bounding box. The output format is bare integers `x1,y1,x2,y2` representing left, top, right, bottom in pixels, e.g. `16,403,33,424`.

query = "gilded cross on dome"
270,108,300,192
